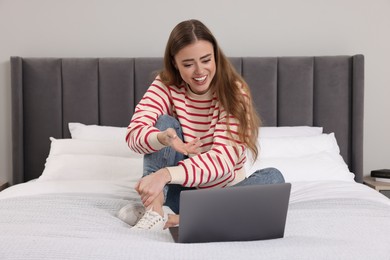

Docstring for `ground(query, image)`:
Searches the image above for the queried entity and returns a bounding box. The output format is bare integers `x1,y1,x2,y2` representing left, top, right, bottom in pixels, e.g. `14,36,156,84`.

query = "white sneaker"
117,202,145,226
133,208,166,230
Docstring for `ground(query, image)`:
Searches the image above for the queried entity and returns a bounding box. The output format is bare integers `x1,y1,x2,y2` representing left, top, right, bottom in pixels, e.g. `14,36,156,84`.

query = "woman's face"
174,40,216,95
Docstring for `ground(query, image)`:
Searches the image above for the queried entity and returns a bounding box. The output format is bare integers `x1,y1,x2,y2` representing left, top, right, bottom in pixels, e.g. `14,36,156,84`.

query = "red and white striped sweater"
126,77,247,188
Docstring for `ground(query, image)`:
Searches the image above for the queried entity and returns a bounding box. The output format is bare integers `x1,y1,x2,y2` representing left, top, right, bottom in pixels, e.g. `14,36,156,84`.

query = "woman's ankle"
147,194,164,217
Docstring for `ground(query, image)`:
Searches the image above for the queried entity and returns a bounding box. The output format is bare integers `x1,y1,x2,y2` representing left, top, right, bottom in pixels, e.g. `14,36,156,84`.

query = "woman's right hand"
157,128,202,155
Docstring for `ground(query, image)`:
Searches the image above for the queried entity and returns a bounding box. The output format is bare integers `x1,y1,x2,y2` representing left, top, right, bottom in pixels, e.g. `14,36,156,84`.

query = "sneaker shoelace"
134,209,164,229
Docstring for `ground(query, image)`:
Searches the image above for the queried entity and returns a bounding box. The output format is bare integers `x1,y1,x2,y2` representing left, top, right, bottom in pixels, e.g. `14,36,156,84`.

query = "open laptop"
169,182,291,243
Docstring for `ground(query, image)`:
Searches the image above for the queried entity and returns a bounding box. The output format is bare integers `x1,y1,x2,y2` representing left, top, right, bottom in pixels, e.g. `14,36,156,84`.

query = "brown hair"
160,19,261,161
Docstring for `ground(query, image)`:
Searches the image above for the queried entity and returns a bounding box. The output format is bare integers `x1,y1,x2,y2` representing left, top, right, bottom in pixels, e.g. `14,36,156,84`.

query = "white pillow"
248,152,354,182
69,122,127,141
39,138,143,182
40,154,143,181
245,133,354,182
258,133,339,159
260,126,323,138
48,137,142,159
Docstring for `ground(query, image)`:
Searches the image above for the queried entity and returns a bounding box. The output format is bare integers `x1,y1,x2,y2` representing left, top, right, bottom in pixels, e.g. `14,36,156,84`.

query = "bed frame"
10,55,364,185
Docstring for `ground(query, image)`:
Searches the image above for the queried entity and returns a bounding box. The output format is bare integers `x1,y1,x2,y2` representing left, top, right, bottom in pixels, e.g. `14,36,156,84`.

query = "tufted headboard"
11,55,364,184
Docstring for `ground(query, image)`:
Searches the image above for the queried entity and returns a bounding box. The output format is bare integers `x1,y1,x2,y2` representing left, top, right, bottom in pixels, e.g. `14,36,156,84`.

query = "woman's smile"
174,40,216,95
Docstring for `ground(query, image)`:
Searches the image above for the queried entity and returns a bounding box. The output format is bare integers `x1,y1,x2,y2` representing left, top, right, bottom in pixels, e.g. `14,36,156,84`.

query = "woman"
122,19,284,230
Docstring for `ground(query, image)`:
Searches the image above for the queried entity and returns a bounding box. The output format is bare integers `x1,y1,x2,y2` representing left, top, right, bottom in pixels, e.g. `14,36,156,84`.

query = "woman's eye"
202,59,211,64
183,64,192,68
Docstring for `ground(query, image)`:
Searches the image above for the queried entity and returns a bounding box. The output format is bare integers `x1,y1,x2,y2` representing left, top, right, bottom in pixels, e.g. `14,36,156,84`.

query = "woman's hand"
164,214,180,229
135,168,171,208
158,128,202,155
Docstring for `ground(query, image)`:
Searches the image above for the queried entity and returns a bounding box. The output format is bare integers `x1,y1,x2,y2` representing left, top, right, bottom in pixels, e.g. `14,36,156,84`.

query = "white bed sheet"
0,180,389,260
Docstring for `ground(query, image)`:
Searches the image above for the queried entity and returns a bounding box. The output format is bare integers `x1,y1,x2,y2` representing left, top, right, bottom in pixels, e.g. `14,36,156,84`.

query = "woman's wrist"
160,168,172,184
157,132,166,146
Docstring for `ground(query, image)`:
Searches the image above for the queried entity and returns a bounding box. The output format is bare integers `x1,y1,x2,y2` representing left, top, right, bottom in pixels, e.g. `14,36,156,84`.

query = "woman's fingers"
163,214,180,229
184,137,202,155
134,180,140,193
142,194,154,208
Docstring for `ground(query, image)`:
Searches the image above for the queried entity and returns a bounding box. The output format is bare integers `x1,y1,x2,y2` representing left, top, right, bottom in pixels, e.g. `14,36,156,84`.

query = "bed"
1,55,389,259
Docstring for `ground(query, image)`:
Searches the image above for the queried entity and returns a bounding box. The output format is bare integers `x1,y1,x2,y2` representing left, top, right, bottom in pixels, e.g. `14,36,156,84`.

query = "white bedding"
1,180,389,260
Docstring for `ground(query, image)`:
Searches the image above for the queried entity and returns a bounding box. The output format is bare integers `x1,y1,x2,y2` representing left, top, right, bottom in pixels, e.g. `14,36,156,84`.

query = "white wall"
1,0,389,184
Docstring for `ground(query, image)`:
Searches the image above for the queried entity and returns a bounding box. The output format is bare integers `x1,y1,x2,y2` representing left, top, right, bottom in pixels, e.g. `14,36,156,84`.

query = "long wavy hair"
160,19,261,161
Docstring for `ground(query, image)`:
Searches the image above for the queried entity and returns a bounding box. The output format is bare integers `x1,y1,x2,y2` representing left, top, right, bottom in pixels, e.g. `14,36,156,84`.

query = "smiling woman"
123,19,282,231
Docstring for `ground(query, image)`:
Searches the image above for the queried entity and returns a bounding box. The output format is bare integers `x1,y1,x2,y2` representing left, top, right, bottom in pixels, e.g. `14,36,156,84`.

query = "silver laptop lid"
177,183,291,243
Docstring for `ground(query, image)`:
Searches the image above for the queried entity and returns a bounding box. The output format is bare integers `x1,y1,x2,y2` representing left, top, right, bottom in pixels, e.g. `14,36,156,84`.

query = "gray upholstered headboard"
11,55,364,185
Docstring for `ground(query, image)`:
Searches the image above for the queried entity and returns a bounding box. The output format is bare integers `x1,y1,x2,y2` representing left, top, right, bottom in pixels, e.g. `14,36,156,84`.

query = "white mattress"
0,180,389,260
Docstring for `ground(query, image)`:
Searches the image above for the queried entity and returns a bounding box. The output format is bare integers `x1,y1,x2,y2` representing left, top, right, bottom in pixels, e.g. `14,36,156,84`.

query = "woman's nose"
194,64,203,74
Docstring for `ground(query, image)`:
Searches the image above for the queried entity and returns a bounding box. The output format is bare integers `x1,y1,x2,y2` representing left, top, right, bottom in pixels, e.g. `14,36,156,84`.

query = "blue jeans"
143,115,285,214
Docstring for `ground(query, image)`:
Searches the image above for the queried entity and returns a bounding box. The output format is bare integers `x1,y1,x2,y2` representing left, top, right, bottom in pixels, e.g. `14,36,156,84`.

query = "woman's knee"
254,167,285,184
155,115,180,131
263,167,285,183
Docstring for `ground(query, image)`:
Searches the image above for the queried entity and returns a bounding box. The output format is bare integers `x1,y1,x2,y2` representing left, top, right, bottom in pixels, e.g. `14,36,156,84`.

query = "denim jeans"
142,115,285,214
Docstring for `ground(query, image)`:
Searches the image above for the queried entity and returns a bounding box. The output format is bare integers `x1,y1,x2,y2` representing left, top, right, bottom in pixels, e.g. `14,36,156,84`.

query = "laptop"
169,182,291,243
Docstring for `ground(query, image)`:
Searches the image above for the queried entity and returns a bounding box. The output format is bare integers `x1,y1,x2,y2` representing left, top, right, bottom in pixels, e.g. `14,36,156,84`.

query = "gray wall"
0,0,389,184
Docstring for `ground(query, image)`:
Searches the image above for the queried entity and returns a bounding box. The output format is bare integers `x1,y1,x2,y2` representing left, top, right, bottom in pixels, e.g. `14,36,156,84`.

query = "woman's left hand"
135,168,171,207
164,214,180,229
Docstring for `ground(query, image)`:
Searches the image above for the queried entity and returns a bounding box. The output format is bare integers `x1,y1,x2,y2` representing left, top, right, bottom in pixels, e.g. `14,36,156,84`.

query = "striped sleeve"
125,78,172,154
168,110,246,188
